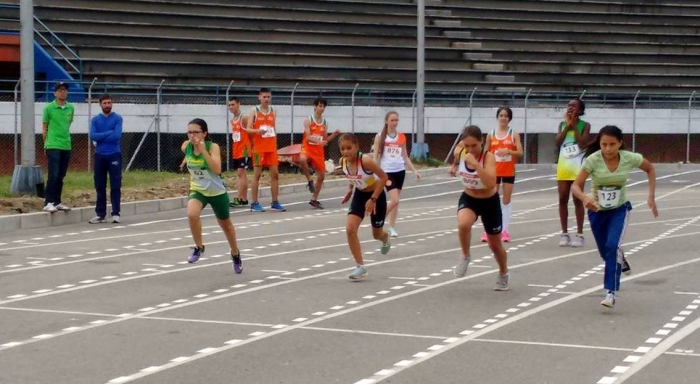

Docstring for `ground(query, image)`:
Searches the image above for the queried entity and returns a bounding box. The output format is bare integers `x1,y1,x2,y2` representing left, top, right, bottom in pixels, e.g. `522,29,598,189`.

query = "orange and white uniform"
301,115,327,171
489,128,517,177
379,132,407,173
231,113,250,159
252,105,278,167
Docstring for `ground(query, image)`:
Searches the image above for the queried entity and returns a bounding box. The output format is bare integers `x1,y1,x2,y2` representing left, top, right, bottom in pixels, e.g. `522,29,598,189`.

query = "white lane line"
473,338,635,352
598,293,700,384
297,326,448,340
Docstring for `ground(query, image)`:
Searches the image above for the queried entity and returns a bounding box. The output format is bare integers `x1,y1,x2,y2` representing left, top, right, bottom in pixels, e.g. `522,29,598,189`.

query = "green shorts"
189,191,230,220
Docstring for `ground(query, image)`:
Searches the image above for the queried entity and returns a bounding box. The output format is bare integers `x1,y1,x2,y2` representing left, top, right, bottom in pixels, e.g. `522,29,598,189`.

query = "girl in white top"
340,133,392,280
372,111,421,238
449,125,509,291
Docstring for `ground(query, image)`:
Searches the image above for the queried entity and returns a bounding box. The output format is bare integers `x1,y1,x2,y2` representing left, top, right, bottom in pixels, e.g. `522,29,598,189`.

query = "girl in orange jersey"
372,111,421,238
480,107,523,242
339,133,392,280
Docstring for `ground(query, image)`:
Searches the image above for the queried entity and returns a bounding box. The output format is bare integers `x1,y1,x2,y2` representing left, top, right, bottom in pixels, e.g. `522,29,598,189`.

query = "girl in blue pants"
572,125,657,308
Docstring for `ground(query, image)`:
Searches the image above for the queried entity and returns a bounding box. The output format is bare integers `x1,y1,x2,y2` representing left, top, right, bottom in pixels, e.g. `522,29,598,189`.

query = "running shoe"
381,241,391,255
501,231,511,242
88,216,106,224
349,265,367,280
601,291,616,308
231,251,243,274
230,198,248,208
559,233,571,247
250,201,265,212
112,215,121,224
454,256,471,278
387,227,399,238
494,273,510,291
309,200,324,209
270,201,286,212
307,180,316,193
571,234,585,248
188,245,205,263
619,251,632,276
55,203,71,211
480,232,488,242
43,203,58,213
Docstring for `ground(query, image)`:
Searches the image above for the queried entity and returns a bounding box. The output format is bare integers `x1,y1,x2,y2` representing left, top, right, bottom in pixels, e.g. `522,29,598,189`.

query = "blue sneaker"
231,252,243,274
349,265,367,280
188,245,205,263
250,201,265,212
270,201,286,212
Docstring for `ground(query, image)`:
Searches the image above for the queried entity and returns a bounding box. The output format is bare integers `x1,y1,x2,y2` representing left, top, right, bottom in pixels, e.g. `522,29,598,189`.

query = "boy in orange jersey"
245,88,285,212
300,97,341,209
228,97,251,207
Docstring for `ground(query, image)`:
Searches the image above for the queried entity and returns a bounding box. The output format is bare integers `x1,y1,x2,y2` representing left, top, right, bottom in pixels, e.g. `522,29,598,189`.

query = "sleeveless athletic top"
379,132,407,173
489,128,516,177
557,120,586,181
186,141,226,197
343,152,378,190
252,105,277,153
458,149,486,190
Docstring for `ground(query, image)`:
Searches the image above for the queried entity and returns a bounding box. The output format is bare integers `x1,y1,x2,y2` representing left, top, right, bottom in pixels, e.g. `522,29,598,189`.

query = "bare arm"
372,134,382,163
200,143,222,175
400,142,420,179
554,122,568,148
483,133,492,153
362,155,388,199
244,107,261,135
477,152,498,189
639,158,658,217
511,131,524,159
42,122,48,142
571,169,590,203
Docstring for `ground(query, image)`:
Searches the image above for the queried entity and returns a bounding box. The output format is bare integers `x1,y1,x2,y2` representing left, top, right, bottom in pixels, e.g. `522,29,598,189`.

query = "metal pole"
87,77,97,172
523,88,532,166
13,80,20,166
444,87,478,163
411,89,417,145
414,0,427,160
632,90,640,153
579,89,587,100
225,80,234,172
290,82,299,146
687,91,696,164
156,79,164,172
20,0,35,166
351,83,359,134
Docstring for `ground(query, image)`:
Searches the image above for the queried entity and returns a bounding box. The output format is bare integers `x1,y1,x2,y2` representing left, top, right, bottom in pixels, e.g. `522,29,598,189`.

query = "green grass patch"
0,170,185,198
413,157,447,167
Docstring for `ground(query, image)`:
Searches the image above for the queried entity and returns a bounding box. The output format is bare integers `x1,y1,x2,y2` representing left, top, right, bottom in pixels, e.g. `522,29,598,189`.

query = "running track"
1,166,699,384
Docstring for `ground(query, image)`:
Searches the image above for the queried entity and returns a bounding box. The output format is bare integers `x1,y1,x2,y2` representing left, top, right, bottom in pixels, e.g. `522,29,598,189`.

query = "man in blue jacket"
89,94,123,224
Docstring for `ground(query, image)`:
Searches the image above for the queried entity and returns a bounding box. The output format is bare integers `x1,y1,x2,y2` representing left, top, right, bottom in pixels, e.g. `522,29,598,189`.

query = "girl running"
340,133,391,280
480,107,523,243
572,125,657,308
449,125,509,291
372,111,421,238
182,118,243,274
555,99,590,247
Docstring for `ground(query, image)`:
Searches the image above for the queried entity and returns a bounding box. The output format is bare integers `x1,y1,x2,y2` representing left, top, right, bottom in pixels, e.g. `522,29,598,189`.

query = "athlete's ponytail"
584,125,625,158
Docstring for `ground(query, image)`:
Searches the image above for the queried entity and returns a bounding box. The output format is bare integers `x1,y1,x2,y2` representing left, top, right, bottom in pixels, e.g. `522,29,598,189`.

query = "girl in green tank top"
182,118,243,274
572,125,657,309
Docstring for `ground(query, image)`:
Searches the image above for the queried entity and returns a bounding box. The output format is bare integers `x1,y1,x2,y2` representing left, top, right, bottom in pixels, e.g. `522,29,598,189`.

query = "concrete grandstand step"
426,9,452,17
472,63,504,71
495,86,528,92
443,30,471,38
485,74,515,83
462,52,492,60
432,19,461,28
451,41,482,50
441,0,700,17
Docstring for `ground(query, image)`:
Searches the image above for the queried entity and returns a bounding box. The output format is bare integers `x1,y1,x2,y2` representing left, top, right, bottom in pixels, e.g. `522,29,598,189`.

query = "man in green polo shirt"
42,82,75,212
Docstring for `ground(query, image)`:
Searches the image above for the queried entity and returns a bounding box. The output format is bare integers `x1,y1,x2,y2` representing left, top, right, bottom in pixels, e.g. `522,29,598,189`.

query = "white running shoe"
387,226,398,238
55,203,71,211
112,215,121,224
349,265,367,280
570,234,585,248
43,203,58,213
454,256,471,278
558,233,571,247
601,291,616,308
88,216,106,224
494,273,510,291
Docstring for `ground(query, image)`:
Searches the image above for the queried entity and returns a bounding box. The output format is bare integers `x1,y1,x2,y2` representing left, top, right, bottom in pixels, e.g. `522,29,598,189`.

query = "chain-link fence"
2,80,699,175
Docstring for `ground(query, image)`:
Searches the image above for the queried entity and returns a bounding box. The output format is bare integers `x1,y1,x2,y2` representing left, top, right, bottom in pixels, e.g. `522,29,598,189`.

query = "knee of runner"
346,223,359,236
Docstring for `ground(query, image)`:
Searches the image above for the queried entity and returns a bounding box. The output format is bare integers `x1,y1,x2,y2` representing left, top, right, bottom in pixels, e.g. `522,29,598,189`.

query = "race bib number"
346,175,374,189
189,168,205,180
232,131,241,143
562,142,581,159
494,152,512,162
309,134,324,145
386,145,402,157
261,125,276,138
459,173,484,190
597,186,621,209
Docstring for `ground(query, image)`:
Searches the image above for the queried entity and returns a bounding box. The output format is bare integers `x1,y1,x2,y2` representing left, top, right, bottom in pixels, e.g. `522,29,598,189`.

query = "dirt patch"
0,172,344,216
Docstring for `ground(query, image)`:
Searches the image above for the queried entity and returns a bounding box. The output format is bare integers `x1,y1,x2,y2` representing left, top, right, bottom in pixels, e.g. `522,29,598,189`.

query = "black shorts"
348,190,387,228
386,170,406,191
497,176,515,184
232,157,251,170
457,192,503,235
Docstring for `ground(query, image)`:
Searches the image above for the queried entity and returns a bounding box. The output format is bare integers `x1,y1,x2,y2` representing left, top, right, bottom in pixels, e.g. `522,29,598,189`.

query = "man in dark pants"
42,82,75,212
88,94,123,224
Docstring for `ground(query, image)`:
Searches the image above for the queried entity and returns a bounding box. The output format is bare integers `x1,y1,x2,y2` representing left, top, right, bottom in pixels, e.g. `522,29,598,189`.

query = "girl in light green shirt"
572,125,657,309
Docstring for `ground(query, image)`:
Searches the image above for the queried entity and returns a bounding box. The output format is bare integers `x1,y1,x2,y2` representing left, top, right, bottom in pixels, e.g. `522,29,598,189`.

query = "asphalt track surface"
1,166,700,384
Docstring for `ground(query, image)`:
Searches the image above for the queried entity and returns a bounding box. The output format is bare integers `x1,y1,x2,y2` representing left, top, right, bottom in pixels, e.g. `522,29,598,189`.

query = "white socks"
501,202,512,232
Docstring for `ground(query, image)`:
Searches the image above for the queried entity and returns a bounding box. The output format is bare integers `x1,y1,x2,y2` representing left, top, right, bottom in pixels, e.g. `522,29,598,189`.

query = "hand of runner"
583,196,599,212
495,148,509,157
192,138,206,152
448,164,458,177
648,196,658,218
341,191,352,204
364,199,376,215
463,153,478,168
414,170,421,180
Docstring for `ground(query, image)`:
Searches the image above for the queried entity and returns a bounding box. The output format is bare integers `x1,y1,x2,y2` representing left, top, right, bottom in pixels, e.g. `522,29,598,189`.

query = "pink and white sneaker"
501,231,511,242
